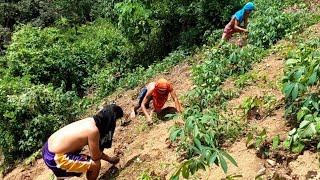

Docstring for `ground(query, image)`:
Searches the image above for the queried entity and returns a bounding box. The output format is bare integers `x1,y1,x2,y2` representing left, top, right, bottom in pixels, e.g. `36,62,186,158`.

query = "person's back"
48,117,97,154
42,104,124,180
146,82,156,91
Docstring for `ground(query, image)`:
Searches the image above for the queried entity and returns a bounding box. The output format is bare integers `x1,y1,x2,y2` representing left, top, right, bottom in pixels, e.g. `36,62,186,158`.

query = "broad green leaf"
307,71,317,85
294,68,304,80
291,84,299,100
316,122,320,132
289,128,297,136
193,125,200,137
181,165,190,179
312,101,319,111
285,58,298,65
272,135,280,150
194,138,202,150
283,139,292,149
304,114,314,121
218,153,228,174
297,107,309,121
299,120,311,129
209,151,217,165
283,83,294,98
246,132,254,147
170,175,179,180
170,128,181,141
220,150,237,167
255,136,263,148
170,167,181,180
292,141,305,153
299,122,316,138
189,160,198,175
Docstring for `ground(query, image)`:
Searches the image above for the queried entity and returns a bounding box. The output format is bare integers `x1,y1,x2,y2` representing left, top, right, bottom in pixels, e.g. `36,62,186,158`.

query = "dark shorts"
42,142,92,178
223,24,241,40
137,87,151,109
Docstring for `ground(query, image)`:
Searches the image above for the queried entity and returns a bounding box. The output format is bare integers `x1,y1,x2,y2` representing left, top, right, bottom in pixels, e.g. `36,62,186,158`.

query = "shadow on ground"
157,107,178,121
99,154,140,180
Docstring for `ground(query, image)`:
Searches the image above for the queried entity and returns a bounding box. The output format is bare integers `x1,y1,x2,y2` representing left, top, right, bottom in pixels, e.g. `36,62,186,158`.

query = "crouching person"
42,104,123,180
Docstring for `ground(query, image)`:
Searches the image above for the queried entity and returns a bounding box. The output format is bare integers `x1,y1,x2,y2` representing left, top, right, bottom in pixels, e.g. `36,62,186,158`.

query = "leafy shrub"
169,0,317,178
91,49,188,98
248,2,313,48
282,38,320,153
0,76,82,167
4,19,132,96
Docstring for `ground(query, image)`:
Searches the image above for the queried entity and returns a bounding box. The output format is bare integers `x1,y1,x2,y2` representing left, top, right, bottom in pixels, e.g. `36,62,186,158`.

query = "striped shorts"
42,142,92,177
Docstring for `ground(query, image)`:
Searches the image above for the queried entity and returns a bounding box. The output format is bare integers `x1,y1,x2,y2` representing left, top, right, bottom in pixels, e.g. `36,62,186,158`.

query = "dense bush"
3,19,133,96
91,0,241,65
0,76,83,168
248,3,312,48
283,37,320,153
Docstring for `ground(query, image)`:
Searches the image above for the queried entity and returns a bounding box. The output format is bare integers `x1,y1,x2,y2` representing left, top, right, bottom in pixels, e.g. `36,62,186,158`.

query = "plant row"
169,0,317,179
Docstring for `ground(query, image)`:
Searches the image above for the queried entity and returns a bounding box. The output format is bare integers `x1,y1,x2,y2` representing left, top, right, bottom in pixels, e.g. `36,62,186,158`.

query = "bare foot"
130,110,136,119
147,121,153,126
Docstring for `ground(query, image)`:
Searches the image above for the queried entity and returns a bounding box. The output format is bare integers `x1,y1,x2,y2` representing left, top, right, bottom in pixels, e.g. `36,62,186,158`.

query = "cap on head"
155,78,170,92
244,2,255,11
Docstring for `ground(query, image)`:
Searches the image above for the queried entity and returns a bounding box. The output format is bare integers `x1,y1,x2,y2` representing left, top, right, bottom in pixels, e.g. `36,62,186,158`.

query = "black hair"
93,104,123,150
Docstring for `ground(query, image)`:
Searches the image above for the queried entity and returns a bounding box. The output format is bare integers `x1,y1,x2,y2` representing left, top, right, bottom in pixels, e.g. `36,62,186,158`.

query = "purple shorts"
42,142,92,178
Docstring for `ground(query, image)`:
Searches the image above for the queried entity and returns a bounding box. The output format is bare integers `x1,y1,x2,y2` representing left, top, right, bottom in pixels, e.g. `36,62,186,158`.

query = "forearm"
234,25,247,32
100,152,120,164
174,98,182,112
141,105,151,120
100,152,111,161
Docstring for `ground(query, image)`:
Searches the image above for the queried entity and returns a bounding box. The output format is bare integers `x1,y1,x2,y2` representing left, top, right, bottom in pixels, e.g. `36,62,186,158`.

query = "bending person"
222,2,255,41
42,104,123,180
131,78,182,124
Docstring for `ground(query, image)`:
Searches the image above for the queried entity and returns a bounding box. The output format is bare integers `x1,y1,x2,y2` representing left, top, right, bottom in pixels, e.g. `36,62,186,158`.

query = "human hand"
107,156,120,164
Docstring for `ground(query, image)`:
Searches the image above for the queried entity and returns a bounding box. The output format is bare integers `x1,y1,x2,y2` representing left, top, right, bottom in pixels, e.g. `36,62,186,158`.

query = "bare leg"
221,33,230,41
86,161,101,180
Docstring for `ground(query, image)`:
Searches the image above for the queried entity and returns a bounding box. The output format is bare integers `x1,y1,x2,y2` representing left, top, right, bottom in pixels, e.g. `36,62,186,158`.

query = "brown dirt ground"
202,43,288,179
4,61,193,180
200,24,320,179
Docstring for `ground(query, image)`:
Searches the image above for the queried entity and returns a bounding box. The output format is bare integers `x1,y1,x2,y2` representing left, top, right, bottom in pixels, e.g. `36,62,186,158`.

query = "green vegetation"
1,0,320,178
169,0,318,178
0,0,242,174
283,36,320,153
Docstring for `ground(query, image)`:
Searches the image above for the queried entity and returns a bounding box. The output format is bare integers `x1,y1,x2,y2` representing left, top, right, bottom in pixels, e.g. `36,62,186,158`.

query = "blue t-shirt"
233,9,245,23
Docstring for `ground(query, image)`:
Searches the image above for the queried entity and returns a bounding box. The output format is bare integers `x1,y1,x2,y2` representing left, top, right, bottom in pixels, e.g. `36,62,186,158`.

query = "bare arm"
88,128,102,162
101,153,119,164
141,90,153,122
88,131,119,165
170,90,182,113
234,18,247,32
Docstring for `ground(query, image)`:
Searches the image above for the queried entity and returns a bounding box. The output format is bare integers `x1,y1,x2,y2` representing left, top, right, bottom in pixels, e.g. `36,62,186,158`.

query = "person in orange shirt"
130,78,182,124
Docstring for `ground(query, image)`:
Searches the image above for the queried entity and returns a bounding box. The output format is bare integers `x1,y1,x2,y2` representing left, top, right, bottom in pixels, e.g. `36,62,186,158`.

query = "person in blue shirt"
222,2,255,41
